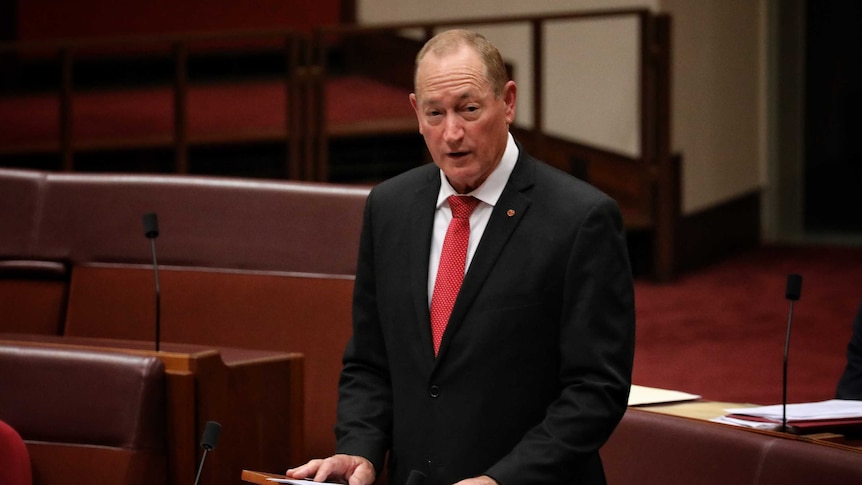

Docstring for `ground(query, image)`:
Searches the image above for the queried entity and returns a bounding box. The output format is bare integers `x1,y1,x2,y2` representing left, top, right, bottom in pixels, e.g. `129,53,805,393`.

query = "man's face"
410,46,516,193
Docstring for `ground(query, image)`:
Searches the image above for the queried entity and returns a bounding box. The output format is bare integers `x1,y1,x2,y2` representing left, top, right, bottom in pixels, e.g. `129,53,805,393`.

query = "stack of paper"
713,399,862,432
627,385,701,406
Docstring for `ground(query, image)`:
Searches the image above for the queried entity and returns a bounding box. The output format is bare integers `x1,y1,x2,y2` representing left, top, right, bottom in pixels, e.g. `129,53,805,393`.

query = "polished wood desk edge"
0,336,221,373
221,350,304,367
0,334,304,372
631,399,862,452
242,469,287,484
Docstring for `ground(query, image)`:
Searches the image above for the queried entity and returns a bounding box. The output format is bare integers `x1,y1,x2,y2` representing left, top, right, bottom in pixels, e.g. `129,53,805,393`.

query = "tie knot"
448,195,480,219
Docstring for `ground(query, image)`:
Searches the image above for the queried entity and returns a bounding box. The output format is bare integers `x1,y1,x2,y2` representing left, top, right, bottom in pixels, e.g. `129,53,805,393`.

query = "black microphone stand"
781,274,802,432
194,421,222,485
781,298,795,431
143,213,161,352
149,237,161,352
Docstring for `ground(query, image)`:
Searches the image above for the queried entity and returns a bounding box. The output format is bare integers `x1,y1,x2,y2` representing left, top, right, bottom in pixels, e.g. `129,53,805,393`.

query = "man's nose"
443,116,464,143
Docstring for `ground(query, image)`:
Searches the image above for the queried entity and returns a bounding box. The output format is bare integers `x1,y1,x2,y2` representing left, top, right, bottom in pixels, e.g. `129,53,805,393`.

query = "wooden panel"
515,127,653,228
65,263,352,461
26,443,165,485
0,279,66,335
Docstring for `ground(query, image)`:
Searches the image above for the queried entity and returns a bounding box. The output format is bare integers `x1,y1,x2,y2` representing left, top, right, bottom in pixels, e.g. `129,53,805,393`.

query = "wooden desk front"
635,399,862,450
601,399,862,485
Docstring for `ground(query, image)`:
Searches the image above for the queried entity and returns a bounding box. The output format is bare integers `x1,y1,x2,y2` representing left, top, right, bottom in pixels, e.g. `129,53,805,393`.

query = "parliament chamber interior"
2,1,861,484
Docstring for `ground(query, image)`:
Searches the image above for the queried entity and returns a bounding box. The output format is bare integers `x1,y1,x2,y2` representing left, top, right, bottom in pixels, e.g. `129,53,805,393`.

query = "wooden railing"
0,29,317,178
0,8,677,279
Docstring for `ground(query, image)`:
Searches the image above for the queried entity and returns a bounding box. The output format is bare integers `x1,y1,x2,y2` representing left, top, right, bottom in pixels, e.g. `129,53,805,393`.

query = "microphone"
781,273,802,432
405,470,426,485
142,213,161,352
193,421,222,485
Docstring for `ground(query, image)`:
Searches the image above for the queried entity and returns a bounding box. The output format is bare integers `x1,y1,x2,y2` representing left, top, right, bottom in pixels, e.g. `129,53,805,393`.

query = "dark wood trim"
286,35,301,179
172,41,189,174
676,191,762,274
316,8,652,37
311,31,327,181
59,48,73,171
340,0,357,24
652,14,676,282
530,20,545,160
339,33,421,90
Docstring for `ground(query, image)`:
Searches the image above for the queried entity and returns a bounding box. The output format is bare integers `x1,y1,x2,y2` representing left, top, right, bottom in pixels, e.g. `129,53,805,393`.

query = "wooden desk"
0,335,303,485
241,470,287,484
633,399,862,450
602,400,862,485
242,398,862,485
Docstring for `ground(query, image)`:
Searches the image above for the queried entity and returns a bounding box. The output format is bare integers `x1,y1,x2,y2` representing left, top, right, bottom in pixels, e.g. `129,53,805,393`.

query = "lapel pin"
507,209,515,217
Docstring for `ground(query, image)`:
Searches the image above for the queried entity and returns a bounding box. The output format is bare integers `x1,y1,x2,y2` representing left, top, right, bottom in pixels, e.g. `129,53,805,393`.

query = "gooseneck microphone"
193,421,222,485
142,213,161,352
781,273,802,432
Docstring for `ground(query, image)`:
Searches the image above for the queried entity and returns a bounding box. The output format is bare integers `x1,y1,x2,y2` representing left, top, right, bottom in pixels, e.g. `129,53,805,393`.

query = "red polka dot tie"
430,195,480,355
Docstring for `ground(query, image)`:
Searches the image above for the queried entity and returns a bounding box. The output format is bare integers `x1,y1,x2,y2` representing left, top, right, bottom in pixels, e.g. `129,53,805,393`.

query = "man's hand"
452,475,499,485
285,454,375,485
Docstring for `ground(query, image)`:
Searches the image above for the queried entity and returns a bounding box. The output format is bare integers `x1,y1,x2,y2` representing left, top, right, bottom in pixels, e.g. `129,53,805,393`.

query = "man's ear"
409,93,423,134
503,81,517,125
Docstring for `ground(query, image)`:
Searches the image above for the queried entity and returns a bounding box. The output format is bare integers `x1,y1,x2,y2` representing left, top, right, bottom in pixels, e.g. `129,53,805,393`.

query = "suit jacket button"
429,385,440,398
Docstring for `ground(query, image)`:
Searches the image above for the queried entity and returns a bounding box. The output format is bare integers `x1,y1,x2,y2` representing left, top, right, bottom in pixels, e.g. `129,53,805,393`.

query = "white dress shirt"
428,133,519,305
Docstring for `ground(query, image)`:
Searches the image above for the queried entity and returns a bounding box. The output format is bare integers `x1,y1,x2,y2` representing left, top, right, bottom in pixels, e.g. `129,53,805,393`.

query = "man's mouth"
448,151,469,158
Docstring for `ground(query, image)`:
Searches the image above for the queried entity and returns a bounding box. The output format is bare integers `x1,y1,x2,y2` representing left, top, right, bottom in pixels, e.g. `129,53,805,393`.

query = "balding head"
415,29,509,98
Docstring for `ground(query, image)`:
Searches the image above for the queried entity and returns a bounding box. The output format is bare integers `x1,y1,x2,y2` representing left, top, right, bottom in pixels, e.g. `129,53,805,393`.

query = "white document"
710,415,782,430
724,399,862,421
627,384,701,406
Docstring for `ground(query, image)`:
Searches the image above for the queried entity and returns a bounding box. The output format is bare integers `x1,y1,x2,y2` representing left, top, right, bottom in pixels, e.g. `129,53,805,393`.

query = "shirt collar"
436,132,518,209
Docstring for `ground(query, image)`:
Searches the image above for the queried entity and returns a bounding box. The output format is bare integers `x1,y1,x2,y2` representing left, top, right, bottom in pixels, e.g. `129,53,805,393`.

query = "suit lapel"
409,168,441,360
435,152,536,360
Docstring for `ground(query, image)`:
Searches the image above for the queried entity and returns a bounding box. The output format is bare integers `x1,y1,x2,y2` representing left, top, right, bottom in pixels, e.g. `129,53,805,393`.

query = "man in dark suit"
286,29,635,485
836,301,862,400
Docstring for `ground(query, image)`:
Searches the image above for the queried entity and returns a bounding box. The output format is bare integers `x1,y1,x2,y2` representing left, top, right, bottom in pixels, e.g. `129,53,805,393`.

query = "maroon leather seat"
0,169,67,335
33,171,370,275
0,344,168,485
0,168,44,259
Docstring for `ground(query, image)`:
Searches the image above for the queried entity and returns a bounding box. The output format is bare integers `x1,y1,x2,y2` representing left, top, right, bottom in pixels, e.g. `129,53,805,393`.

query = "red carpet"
633,244,862,405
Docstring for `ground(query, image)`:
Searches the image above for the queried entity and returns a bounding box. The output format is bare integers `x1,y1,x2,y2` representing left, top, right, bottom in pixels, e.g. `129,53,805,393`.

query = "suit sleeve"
486,195,636,484
333,192,393,473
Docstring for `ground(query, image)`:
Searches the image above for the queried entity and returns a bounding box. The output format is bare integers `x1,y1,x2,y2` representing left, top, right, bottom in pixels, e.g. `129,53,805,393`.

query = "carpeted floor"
632,244,862,406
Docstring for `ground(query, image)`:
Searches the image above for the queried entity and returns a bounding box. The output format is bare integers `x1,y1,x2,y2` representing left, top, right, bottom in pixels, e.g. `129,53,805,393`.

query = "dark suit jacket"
836,301,862,400
335,146,636,485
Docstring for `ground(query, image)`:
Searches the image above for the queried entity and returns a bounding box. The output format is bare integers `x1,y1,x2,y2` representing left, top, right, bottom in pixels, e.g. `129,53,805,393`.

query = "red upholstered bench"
0,344,168,485
0,167,370,465
601,407,862,485
0,169,68,336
